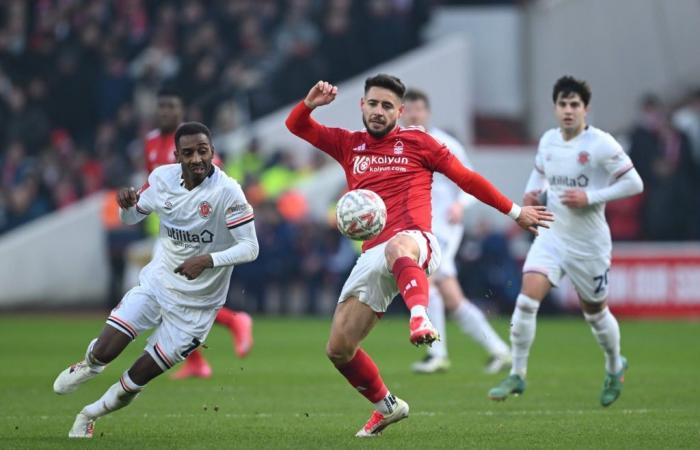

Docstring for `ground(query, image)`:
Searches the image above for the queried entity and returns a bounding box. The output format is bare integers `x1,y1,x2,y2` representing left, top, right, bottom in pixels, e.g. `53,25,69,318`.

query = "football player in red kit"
147,88,253,379
286,75,553,437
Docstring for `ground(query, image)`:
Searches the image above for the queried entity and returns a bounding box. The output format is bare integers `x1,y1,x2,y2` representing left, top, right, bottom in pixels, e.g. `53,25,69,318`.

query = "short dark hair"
404,88,430,108
174,122,212,149
364,74,406,100
552,76,591,106
157,85,182,100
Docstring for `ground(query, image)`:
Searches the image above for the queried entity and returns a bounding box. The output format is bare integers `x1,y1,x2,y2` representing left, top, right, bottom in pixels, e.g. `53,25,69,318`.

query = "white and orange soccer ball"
335,189,387,241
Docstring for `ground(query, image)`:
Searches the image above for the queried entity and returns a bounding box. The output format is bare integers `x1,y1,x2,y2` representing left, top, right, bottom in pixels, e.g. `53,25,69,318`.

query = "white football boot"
53,339,105,394
68,412,95,438
355,397,409,437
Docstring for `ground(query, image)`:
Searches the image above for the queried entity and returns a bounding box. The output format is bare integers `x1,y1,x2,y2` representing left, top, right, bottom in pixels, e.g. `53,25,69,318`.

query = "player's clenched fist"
303,80,338,109
116,187,139,209
515,205,554,236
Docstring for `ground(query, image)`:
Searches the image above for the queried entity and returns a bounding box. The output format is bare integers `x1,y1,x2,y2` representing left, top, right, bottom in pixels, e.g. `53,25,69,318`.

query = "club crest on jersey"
164,201,173,210
198,201,212,218
393,140,404,155
578,151,590,165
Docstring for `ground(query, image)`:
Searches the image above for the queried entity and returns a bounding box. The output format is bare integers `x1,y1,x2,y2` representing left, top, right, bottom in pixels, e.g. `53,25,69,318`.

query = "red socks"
215,308,238,327
391,256,429,310
335,349,388,403
185,348,207,365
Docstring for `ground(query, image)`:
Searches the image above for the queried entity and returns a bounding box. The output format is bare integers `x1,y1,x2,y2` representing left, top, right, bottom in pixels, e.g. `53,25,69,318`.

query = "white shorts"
523,232,611,303
339,230,442,313
432,228,462,280
107,285,220,371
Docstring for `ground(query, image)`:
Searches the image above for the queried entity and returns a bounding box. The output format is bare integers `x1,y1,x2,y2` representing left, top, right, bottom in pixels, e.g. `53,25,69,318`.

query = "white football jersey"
429,127,474,239
532,126,634,257
135,164,254,308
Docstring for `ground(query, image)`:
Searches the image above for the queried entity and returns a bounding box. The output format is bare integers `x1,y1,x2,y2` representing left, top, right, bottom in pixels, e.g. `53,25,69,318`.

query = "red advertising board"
559,243,700,317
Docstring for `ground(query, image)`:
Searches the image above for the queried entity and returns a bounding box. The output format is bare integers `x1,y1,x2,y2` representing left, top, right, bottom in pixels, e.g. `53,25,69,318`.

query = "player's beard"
363,116,396,139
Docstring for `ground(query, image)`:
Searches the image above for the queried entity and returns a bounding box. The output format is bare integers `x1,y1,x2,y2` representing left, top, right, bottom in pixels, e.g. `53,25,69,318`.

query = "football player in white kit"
52,122,260,437
489,76,644,406
401,89,511,374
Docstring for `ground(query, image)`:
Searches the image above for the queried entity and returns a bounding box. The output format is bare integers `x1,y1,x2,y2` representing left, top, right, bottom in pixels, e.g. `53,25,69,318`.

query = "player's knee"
384,238,417,268
325,341,354,365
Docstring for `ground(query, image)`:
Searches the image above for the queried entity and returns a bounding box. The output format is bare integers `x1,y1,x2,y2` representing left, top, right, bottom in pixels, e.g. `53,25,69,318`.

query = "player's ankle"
410,305,427,318
373,392,397,415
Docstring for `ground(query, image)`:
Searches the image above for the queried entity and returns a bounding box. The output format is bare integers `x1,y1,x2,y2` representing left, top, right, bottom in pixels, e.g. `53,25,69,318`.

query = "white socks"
509,294,541,377
374,392,397,415
85,338,107,372
410,305,428,318
426,286,448,359
453,301,510,357
82,371,143,419
584,307,623,374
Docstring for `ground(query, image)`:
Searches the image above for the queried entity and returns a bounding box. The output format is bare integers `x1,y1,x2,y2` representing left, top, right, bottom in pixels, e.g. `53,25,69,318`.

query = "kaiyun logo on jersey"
352,155,409,175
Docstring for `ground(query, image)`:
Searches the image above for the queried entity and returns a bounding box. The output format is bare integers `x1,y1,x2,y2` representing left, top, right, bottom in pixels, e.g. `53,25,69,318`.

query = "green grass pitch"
1,315,698,449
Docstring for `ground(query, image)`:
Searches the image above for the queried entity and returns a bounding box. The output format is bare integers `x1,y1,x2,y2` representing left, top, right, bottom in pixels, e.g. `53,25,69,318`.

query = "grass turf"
0,315,698,449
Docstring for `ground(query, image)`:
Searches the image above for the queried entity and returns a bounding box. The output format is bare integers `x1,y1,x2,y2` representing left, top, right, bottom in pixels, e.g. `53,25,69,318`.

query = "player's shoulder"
539,128,560,146
399,126,442,147
585,126,622,153
150,163,179,179
212,167,245,197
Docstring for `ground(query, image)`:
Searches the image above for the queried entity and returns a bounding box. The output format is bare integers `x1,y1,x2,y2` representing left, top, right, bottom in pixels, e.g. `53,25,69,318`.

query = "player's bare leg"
53,325,131,394
437,276,511,374
69,353,164,438
489,273,549,400
386,235,438,346
327,297,409,437
580,298,626,406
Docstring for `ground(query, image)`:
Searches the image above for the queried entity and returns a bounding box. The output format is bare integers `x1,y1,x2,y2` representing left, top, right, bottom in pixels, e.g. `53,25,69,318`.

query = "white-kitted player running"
401,89,511,374
488,76,644,406
53,122,259,437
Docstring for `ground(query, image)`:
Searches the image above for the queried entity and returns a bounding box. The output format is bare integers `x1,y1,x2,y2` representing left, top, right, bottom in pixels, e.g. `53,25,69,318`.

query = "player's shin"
391,256,429,316
510,294,541,377
584,307,622,374
82,371,143,419
335,348,395,413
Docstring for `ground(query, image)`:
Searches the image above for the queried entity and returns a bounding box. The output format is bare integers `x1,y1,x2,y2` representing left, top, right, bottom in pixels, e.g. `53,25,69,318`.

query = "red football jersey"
144,129,176,174
144,128,223,174
286,101,513,251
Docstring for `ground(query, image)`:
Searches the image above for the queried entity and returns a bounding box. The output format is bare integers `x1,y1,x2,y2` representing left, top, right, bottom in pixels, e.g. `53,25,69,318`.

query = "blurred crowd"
1,1,700,313
608,90,700,241
0,0,431,234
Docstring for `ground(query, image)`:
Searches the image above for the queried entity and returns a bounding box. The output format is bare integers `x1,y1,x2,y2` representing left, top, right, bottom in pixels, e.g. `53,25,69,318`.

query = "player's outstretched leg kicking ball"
286,76,551,436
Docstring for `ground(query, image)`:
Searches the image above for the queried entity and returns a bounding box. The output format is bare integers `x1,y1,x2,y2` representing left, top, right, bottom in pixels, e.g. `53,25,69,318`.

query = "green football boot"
600,356,628,407
488,374,526,401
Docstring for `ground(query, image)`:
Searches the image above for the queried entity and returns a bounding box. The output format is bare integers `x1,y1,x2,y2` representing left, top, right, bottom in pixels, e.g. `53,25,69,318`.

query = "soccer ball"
335,189,387,241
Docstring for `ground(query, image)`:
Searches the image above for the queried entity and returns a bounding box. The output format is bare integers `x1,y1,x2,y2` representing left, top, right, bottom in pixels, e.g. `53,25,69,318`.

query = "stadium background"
0,1,698,448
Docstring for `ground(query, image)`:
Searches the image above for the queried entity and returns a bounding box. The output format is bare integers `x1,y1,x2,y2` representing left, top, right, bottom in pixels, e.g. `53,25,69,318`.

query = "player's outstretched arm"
439,156,553,235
